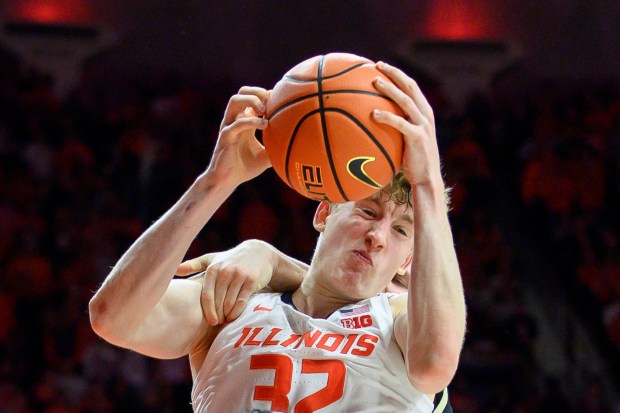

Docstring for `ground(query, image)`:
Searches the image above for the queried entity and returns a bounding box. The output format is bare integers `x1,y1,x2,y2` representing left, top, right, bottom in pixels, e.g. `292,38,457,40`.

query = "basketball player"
176,239,454,413
89,61,466,412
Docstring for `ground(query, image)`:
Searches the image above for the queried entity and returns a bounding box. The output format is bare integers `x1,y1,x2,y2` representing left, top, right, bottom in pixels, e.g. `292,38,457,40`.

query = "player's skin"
89,61,466,395
175,239,409,325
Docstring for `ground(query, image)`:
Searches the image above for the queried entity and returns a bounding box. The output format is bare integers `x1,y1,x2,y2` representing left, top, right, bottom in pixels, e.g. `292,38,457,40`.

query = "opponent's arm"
89,87,271,359
374,62,466,394
179,239,309,325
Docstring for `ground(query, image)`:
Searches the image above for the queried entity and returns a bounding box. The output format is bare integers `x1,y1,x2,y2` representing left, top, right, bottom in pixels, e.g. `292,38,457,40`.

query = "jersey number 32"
250,354,345,412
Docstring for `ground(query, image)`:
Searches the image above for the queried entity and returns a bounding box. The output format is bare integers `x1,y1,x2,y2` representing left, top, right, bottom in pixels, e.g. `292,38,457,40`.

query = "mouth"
353,250,373,266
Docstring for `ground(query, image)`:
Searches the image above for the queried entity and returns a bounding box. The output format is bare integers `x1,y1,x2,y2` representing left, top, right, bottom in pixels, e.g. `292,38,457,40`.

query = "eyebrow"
399,213,414,225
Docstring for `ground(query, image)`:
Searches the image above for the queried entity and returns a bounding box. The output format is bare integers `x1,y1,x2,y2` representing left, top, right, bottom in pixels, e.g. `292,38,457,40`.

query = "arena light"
5,0,93,25
422,0,499,41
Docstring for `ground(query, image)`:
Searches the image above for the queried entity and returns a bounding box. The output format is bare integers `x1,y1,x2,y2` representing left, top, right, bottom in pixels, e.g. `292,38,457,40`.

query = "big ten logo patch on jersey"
339,304,372,329
340,314,372,329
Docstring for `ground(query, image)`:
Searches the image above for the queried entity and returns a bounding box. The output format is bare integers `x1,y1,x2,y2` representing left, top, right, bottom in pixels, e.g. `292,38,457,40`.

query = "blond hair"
378,171,452,209
335,171,452,210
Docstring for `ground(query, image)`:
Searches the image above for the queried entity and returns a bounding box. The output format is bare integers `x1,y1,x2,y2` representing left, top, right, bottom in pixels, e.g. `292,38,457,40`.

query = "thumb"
176,259,204,276
255,144,272,170
247,138,272,171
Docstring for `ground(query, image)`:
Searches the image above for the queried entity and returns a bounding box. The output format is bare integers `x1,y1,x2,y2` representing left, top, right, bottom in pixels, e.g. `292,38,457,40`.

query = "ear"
396,250,413,275
313,201,331,232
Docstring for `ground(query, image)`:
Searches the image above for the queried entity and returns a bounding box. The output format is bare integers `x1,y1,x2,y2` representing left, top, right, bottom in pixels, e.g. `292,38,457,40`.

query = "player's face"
312,194,414,299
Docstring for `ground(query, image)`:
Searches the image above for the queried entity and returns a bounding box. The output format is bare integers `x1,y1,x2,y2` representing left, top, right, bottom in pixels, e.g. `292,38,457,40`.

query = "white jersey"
191,292,432,413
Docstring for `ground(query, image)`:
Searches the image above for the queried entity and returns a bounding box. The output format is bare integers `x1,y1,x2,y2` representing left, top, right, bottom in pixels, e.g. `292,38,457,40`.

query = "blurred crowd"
0,51,619,412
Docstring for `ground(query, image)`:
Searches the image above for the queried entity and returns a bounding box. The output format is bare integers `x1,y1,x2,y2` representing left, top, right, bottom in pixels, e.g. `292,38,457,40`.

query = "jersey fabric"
191,292,433,413
433,388,452,413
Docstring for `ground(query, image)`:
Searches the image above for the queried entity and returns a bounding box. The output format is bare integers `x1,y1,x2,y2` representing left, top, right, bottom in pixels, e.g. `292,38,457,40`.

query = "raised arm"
373,62,466,394
88,87,271,359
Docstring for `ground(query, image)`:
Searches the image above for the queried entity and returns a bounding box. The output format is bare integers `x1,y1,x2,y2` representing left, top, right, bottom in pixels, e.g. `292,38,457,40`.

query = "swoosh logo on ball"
347,157,382,189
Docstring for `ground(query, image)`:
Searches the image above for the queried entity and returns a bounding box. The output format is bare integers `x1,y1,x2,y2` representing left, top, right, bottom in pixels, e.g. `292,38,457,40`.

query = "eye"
393,226,409,236
360,208,376,217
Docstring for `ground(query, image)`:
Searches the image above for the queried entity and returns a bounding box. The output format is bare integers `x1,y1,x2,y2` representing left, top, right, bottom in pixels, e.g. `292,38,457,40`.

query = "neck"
292,271,358,318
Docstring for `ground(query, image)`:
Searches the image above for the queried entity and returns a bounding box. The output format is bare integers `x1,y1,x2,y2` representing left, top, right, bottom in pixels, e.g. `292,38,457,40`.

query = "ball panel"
320,53,373,77
323,111,400,201
323,108,402,174
282,56,320,81
320,63,379,85
283,112,341,201
282,53,372,82
320,63,405,125
266,79,319,118
321,92,404,158
321,92,403,169
264,102,321,186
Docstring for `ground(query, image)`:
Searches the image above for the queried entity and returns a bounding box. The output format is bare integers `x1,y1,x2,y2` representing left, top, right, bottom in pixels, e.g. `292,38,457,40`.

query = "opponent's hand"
178,240,277,325
372,62,443,189
176,254,212,278
206,87,271,188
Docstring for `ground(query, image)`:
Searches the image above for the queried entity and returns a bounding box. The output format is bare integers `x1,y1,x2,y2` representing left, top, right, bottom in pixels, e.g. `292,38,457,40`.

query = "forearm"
89,172,235,341
406,181,466,387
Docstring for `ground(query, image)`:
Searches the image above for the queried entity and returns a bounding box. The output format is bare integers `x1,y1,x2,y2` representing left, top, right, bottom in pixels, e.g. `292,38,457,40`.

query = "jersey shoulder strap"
433,388,453,413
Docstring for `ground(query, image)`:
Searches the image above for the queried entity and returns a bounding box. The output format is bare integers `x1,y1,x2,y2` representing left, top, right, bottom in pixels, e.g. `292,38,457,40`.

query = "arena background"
0,1,619,411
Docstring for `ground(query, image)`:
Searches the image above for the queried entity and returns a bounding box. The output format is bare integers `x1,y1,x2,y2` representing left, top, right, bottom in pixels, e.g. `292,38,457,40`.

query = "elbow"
88,296,125,346
88,296,108,338
407,350,460,394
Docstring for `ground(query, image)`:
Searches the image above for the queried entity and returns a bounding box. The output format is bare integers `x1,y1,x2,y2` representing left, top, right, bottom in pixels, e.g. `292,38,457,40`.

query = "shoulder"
388,293,408,351
387,293,407,319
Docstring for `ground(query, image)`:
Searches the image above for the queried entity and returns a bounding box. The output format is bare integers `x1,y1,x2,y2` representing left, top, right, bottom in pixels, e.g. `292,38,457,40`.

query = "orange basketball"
263,52,404,203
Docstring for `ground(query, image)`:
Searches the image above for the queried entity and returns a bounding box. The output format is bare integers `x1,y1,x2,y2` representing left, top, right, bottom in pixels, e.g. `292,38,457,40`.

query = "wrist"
194,170,239,197
239,239,279,283
411,179,449,214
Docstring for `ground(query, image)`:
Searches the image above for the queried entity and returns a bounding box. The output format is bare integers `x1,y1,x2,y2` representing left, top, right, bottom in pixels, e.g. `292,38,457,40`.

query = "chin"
337,277,367,300
343,279,382,301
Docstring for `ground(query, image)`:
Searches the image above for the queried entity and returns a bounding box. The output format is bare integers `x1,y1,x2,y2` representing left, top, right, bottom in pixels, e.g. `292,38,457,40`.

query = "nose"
365,219,389,250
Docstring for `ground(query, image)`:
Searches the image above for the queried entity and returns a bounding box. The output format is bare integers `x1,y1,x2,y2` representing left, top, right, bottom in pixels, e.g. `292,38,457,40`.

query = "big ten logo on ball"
341,314,373,329
295,162,328,200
